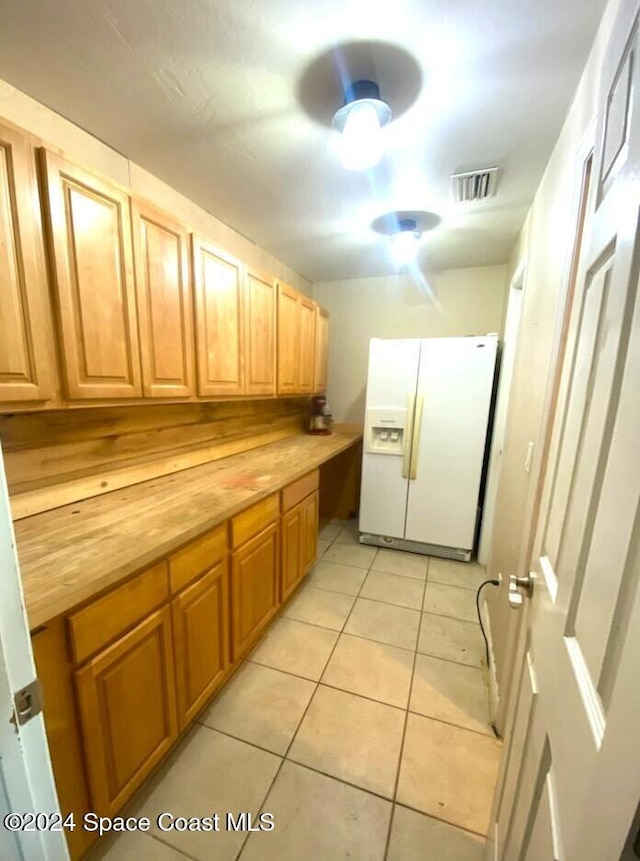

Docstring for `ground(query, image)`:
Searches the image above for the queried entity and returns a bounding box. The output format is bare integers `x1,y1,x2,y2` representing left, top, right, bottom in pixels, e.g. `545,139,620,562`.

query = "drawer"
231,493,279,548
281,470,319,513
68,561,169,665
169,524,228,594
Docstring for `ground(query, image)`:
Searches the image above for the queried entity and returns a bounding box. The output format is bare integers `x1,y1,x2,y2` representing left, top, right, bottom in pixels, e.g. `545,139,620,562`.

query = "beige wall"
485,0,620,724
313,265,508,423
0,79,311,295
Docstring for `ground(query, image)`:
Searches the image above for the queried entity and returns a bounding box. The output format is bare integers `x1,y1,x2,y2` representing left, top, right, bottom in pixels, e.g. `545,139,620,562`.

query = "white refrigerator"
359,335,498,562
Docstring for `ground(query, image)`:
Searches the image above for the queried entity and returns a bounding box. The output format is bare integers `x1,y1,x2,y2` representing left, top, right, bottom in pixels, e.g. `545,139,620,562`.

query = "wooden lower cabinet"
231,521,279,660
280,489,319,602
302,490,319,571
281,503,303,602
33,484,321,857
74,606,178,817
172,560,229,729
32,620,96,861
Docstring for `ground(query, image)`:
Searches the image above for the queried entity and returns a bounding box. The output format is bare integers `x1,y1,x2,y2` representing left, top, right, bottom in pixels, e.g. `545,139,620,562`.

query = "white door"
489,1,640,858
359,338,421,538
405,335,497,555
0,444,69,861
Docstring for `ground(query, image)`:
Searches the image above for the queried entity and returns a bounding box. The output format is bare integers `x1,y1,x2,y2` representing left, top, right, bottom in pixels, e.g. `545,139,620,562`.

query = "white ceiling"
0,0,608,282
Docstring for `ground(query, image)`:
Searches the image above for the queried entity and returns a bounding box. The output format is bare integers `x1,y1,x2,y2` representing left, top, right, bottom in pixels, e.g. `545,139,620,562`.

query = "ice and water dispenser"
364,409,408,455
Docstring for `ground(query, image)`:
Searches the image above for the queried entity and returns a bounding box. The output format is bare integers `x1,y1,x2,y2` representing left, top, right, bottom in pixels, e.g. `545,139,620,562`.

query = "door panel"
302,490,319,573
299,296,316,394
277,282,299,394
192,237,244,397
74,608,177,816
245,268,276,395
280,504,302,602
313,306,329,394
405,336,497,551
231,522,278,660
132,202,193,398
0,124,55,403
41,150,142,399
491,6,640,860
172,562,229,729
359,338,421,539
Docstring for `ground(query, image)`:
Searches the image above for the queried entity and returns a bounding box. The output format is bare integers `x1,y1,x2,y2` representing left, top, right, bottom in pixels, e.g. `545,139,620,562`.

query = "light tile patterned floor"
93,520,500,861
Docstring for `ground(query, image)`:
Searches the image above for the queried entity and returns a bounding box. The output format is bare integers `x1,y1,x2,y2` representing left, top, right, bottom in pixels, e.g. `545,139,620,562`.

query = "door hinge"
10,679,43,728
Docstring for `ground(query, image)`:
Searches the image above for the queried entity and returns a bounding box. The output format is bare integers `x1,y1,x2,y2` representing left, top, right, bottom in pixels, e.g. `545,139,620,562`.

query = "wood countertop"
14,429,362,630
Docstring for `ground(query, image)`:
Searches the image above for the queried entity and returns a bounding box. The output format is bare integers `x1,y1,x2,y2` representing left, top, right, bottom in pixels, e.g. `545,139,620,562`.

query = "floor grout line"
235,535,365,860
383,556,429,860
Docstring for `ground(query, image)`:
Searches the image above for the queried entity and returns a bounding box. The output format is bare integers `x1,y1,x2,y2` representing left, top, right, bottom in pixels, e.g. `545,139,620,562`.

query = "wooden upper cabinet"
40,150,142,400
299,295,317,394
192,236,244,397
0,123,55,403
131,201,193,398
314,305,330,394
245,267,276,395
276,282,300,395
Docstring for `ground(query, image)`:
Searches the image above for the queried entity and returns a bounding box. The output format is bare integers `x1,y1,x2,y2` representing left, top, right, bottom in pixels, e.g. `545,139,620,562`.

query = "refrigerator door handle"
409,395,424,479
402,394,416,478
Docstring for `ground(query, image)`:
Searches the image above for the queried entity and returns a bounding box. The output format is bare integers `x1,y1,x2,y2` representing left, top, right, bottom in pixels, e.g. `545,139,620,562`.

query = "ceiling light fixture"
332,79,392,171
391,218,421,266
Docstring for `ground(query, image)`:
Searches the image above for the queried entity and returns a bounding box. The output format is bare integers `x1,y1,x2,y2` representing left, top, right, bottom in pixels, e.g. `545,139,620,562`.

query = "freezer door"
404,336,498,552
359,339,421,539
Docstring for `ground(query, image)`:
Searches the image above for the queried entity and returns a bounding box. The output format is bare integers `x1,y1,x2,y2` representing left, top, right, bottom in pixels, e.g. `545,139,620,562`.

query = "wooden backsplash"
1,399,309,519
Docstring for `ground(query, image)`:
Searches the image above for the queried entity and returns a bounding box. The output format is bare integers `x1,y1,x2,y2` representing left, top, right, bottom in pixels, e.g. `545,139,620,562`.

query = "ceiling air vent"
451,168,499,203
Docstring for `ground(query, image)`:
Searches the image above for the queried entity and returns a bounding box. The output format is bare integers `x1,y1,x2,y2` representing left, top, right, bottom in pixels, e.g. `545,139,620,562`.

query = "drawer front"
169,524,228,594
231,493,279,548
68,561,169,665
281,469,319,513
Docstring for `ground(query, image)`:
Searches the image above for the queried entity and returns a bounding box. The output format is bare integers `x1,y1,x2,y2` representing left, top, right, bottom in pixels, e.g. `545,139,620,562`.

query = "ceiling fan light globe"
339,101,383,171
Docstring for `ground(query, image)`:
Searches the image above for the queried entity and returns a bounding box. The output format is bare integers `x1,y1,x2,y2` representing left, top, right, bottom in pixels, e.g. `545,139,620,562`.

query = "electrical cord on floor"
476,578,501,669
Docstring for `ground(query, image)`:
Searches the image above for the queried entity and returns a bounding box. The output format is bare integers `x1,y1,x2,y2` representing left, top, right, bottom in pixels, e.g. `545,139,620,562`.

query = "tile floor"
94,520,501,861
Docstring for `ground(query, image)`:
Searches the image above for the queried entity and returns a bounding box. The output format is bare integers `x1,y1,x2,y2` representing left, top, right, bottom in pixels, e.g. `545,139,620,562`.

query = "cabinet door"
245,267,276,395
132,200,194,398
0,123,55,402
314,305,330,394
41,150,142,399
276,282,299,394
74,607,177,816
280,503,303,602
302,490,319,574
192,237,244,396
33,620,95,861
231,522,278,660
298,296,317,394
172,561,229,730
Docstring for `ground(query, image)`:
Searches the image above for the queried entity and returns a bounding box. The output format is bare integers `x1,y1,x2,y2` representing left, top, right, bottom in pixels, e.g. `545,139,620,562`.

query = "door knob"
508,573,534,609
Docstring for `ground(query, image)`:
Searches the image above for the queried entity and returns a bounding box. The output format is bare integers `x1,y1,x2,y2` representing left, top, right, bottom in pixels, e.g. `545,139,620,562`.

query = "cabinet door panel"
314,306,330,394
75,607,177,816
132,201,193,398
245,268,276,395
172,561,229,729
41,150,142,399
193,237,244,396
277,282,299,394
0,124,54,402
33,620,95,861
281,504,303,602
302,490,319,574
299,296,316,394
231,522,278,660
